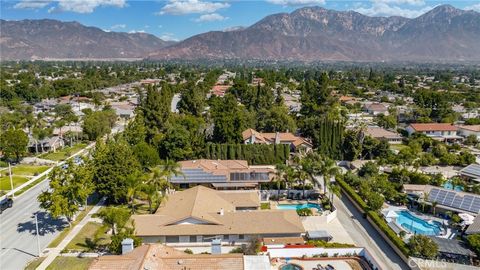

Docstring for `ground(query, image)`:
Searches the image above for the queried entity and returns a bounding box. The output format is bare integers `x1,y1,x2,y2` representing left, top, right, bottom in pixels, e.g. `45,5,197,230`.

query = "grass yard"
16,175,47,196
65,222,110,252
24,257,46,270
261,202,271,210
46,257,94,270
48,205,94,248
390,144,408,151
11,165,49,176
0,175,28,191
39,143,88,161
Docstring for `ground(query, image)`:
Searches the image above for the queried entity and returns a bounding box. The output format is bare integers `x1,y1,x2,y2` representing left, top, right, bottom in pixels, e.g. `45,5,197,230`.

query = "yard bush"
337,178,368,210
296,208,313,216
307,240,355,248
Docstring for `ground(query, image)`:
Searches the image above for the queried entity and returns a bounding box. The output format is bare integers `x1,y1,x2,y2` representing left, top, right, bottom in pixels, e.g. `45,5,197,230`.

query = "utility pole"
9,163,15,198
35,213,41,257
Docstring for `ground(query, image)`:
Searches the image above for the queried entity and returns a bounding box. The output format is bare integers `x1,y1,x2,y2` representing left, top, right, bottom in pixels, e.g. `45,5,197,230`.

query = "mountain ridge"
149,4,480,62
0,19,173,60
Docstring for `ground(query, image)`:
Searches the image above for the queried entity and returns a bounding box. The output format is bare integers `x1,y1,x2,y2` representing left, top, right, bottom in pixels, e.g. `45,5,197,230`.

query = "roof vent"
219,208,224,215
177,260,184,265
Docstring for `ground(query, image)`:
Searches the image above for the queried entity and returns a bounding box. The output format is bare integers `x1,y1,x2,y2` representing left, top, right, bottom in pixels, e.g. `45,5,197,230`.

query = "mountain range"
0,19,172,60
1,5,479,62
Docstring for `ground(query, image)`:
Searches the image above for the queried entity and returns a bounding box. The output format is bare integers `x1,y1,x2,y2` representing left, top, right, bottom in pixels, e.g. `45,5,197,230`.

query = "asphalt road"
0,179,67,270
334,194,410,270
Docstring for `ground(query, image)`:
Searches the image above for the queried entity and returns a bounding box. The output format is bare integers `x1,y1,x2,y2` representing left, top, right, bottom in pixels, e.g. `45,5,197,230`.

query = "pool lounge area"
382,208,450,237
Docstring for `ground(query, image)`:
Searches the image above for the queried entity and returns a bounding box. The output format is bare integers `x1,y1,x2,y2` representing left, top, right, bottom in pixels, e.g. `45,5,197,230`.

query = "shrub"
307,240,355,248
184,249,193,254
229,247,244,254
296,208,313,216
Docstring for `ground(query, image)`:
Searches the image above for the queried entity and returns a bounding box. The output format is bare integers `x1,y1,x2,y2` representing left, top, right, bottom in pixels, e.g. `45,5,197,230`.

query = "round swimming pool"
280,263,303,270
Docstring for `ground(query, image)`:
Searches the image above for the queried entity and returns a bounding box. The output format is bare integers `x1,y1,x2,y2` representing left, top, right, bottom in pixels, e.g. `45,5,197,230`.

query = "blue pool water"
396,211,442,236
443,181,464,191
277,203,321,211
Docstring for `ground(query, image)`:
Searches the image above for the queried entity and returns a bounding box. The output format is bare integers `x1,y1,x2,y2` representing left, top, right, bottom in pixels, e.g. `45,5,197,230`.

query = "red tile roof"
409,123,457,132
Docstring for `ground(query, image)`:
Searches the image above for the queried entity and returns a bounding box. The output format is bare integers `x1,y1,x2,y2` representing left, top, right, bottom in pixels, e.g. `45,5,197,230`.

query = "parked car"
0,197,13,214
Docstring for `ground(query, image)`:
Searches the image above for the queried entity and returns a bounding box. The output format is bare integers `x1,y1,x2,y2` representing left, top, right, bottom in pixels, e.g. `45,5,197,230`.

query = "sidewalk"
36,197,105,270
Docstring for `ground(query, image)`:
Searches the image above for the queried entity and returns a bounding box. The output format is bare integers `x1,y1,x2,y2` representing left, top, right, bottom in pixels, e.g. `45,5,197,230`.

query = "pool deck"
271,258,360,270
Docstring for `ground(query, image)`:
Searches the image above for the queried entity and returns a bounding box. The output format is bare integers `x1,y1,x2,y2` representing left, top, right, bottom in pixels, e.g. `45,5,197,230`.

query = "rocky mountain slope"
149,5,480,62
0,19,173,60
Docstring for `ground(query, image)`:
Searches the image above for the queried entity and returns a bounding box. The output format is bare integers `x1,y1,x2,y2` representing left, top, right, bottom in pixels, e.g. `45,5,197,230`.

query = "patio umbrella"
384,210,399,219
459,213,475,225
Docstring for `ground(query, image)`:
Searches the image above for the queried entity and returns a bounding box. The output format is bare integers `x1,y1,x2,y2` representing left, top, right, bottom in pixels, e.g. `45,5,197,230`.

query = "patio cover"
306,230,333,241
430,237,476,257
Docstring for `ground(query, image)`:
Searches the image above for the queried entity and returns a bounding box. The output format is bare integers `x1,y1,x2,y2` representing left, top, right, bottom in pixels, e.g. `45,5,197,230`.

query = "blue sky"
1,0,479,41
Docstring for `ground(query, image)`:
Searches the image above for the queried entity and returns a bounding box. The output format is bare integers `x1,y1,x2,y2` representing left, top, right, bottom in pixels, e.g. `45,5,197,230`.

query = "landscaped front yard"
0,165,50,191
47,257,94,270
11,165,49,176
65,222,110,252
39,143,88,161
0,175,29,191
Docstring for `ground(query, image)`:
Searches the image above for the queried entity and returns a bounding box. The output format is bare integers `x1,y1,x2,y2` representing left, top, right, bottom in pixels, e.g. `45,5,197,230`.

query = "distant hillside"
149,5,480,62
0,19,173,60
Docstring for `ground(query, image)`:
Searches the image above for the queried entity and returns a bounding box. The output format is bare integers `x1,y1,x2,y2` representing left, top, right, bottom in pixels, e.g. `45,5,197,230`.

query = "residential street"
0,179,67,270
334,194,410,270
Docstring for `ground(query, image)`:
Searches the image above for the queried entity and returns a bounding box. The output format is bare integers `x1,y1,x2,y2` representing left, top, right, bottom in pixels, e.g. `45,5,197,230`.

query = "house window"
238,234,244,240
223,235,229,240
190,236,197,242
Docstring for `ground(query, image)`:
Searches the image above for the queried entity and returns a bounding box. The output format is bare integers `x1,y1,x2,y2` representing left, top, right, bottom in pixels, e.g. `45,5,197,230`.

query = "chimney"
275,132,280,144
219,208,224,215
251,132,256,144
121,238,134,254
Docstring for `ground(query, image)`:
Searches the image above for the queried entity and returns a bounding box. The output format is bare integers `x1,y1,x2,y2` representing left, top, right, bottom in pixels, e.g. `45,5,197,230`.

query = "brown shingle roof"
458,125,480,132
89,244,244,270
409,123,457,132
131,186,304,237
365,127,402,140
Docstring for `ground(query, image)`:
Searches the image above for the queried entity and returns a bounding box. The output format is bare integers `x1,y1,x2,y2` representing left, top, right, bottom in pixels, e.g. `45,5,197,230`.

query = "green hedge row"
336,178,409,256
203,143,289,165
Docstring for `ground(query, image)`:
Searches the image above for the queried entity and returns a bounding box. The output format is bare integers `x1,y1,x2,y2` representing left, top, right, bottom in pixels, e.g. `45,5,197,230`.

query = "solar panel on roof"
443,194,455,205
429,189,440,201
461,196,474,210
469,199,480,213
451,196,463,208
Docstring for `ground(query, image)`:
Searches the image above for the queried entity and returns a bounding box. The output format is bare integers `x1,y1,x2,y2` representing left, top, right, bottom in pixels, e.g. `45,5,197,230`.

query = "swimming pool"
277,203,321,211
443,180,464,191
396,211,442,236
279,263,303,270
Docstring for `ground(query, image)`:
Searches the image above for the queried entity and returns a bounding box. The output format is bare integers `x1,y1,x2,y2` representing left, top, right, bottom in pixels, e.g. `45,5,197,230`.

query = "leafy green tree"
177,82,206,116
141,85,172,141
123,113,146,146
367,193,384,211
467,234,480,257
82,110,116,140
408,235,439,259
92,139,141,203
256,105,297,132
0,129,29,162
132,141,160,170
38,159,93,225
94,207,131,236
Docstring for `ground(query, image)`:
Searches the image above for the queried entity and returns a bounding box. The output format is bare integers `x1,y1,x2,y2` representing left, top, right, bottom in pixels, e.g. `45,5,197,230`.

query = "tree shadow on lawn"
17,211,69,236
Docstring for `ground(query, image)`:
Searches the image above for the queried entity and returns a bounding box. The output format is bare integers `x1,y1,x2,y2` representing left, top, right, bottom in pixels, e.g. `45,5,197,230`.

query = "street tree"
0,128,29,162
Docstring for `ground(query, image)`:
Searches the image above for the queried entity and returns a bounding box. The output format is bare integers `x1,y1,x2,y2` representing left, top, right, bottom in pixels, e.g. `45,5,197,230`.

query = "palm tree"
296,168,309,199
147,166,169,193
327,181,341,205
125,172,142,213
142,184,160,214
160,159,184,187
432,201,438,216
319,157,339,195
274,164,286,200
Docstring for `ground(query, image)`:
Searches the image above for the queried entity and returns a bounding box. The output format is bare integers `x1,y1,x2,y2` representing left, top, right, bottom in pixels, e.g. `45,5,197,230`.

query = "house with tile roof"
131,186,305,245
89,243,270,270
364,126,402,144
242,128,312,152
169,159,275,190
457,125,480,140
406,123,462,142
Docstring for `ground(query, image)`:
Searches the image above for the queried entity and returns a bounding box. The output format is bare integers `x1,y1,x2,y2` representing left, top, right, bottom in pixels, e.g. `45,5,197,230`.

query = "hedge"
203,143,289,165
336,178,409,256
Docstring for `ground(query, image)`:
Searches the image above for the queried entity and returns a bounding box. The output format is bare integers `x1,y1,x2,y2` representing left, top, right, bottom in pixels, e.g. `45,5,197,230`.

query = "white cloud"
158,0,229,15
111,24,126,29
14,0,51,9
372,0,425,6
266,0,325,6
128,30,146,34
160,32,179,42
194,13,227,22
49,0,126,14
355,2,434,18
465,3,480,12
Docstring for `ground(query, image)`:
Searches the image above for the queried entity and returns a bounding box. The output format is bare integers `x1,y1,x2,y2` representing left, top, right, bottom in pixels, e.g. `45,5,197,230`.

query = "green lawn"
16,175,47,196
261,202,271,210
46,257,94,270
65,222,110,252
11,165,49,176
390,144,408,151
24,257,46,270
0,175,29,191
39,143,88,161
